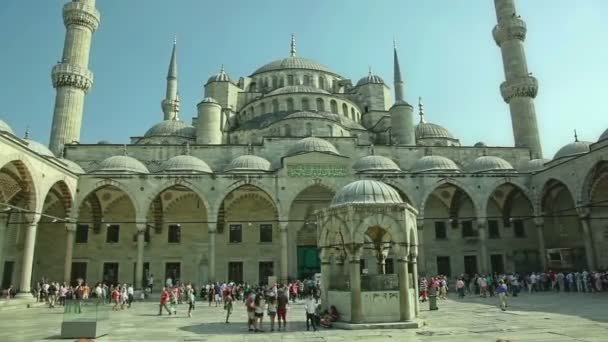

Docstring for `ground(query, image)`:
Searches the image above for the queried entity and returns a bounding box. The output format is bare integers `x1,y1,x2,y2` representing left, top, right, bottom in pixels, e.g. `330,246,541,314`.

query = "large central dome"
251,56,336,76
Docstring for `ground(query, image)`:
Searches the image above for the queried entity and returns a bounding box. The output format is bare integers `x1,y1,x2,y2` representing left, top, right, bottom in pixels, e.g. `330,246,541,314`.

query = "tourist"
208,283,214,307
170,286,179,314
245,291,256,331
267,294,277,331
320,305,340,328
58,284,67,306
253,291,266,332
4,285,12,301
111,286,120,311
158,287,171,316
127,284,134,308
497,280,508,311
47,282,57,308
214,283,222,307
277,289,288,331
224,293,233,323
120,284,128,310
456,278,465,299
187,285,195,318
478,275,488,297
147,273,154,293
95,283,103,305
304,293,317,332
166,276,173,289
419,277,428,302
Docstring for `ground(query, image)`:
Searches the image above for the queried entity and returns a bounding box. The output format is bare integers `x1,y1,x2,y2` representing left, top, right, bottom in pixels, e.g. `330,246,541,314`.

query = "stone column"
135,223,146,289
410,252,420,316
397,253,411,321
0,213,9,273
333,252,346,276
319,248,331,310
416,218,426,274
534,217,547,271
17,216,40,296
279,222,289,283
63,223,76,284
208,224,217,282
376,248,387,275
347,244,363,323
577,209,596,270
477,219,489,274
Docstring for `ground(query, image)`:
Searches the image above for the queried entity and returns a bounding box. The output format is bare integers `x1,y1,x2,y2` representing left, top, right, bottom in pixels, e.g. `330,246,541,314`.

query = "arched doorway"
288,185,334,280
584,162,608,268
216,184,278,284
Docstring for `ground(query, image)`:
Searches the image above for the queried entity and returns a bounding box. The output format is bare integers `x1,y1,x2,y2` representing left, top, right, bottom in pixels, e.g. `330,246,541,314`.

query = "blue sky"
0,0,606,158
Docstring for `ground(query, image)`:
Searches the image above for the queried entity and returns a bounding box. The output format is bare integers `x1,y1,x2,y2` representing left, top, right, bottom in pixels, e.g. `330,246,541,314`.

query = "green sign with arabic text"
288,164,347,177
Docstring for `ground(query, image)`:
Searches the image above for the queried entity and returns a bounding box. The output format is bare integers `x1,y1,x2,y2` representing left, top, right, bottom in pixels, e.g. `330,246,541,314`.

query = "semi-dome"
225,155,272,173
267,85,330,96
92,155,149,174
356,73,385,87
251,56,335,76
554,141,591,160
467,155,515,173
519,158,550,173
599,128,608,142
331,180,402,207
0,119,14,135
287,137,339,156
207,66,231,84
144,120,196,139
353,155,401,173
24,139,54,157
59,159,85,174
159,155,213,174
411,155,460,173
416,122,455,140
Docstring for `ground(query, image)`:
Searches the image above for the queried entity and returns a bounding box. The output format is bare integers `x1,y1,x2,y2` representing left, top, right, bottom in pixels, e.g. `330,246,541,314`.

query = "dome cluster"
356,73,385,87
331,180,403,207
554,140,591,160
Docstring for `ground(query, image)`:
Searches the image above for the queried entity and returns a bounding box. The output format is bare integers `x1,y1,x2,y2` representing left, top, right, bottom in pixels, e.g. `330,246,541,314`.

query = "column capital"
346,243,364,262
24,213,41,226
416,218,425,230
208,222,217,233
476,218,487,228
576,207,591,219
319,247,332,263
278,221,289,231
65,223,77,232
533,216,544,226
135,222,147,232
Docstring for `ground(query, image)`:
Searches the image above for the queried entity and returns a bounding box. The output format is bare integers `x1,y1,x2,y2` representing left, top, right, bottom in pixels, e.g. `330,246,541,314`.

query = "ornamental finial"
574,129,579,142
24,126,30,139
418,97,426,123
173,35,177,45
185,142,190,155
220,64,225,74
370,143,375,155
368,65,372,76
290,33,296,57
123,144,128,156
247,142,253,155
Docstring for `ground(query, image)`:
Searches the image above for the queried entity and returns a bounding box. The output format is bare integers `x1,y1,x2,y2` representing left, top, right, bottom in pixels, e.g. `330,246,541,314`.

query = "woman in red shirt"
111,287,120,311
158,287,171,315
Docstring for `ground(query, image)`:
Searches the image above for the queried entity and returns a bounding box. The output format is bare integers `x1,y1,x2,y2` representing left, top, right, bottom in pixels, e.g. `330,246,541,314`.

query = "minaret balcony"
63,1,100,32
51,63,94,92
500,76,538,103
492,18,527,45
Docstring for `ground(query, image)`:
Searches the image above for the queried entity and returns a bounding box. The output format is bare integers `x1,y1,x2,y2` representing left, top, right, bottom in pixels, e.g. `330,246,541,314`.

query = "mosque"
0,0,607,297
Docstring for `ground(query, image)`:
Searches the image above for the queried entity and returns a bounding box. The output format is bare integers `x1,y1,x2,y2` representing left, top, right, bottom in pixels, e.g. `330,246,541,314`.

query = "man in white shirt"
304,294,317,331
95,283,103,304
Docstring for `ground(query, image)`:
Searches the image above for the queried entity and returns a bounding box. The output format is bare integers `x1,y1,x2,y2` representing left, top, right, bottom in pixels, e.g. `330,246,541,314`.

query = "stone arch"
330,99,338,114
143,179,211,218
352,213,407,245
342,103,348,117
541,178,576,213
483,180,534,218
301,97,310,111
318,214,350,247
284,179,339,212
419,179,479,219
211,180,282,224
382,180,414,206
286,97,295,111
316,98,325,112
75,179,141,220
272,99,279,113
41,180,74,218
0,154,38,213
579,160,608,206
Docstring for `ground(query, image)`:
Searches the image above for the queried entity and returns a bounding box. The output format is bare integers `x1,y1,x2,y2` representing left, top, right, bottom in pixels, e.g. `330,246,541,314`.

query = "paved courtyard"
1,292,607,342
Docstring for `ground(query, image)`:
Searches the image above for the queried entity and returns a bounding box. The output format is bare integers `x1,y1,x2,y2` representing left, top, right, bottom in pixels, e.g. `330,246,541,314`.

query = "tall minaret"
493,0,542,158
161,39,180,120
390,40,415,145
49,0,100,156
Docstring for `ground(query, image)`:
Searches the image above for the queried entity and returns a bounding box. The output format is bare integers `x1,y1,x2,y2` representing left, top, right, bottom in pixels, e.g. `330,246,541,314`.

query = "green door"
297,246,320,280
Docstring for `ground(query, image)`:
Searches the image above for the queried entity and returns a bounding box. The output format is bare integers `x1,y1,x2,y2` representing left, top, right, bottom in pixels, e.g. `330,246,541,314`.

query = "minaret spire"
493,0,542,158
418,97,426,123
393,38,405,103
48,0,101,156
162,38,180,120
290,33,296,57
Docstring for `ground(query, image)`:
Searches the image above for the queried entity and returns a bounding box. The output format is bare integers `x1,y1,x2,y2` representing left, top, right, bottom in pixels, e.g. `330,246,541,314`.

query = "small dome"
416,122,455,140
554,141,591,160
519,158,550,173
159,155,212,174
97,140,111,145
331,180,402,207
24,139,54,157
267,85,330,96
225,155,272,173
207,67,231,84
144,120,195,139
287,137,339,156
0,119,14,135
92,155,149,174
599,128,608,142
353,155,401,173
474,142,486,147
412,155,460,173
356,74,385,87
252,56,335,76
467,155,515,173
59,159,85,174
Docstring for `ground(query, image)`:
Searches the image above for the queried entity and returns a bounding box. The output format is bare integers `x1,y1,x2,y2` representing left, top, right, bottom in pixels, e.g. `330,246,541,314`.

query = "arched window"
272,99,279,113
284,124,291,137
287,98,295,111
351,112,356,121
306,123,313,136
272,76,278,89
318,76,325,90
279,77,285,87
316,98,325,112
260,102,266,115
330,100,338,114
351,107,355,120
342,103,348,117
327,125,333,137
287,75,295,86
301,98,310,111
250,82,257,92
303,75,311,86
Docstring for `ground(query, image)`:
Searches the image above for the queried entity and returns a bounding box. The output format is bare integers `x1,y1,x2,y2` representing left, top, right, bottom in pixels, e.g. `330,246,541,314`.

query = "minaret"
493,0,542,158
389,39,415,145
161,38,180,120
49,0,100,156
